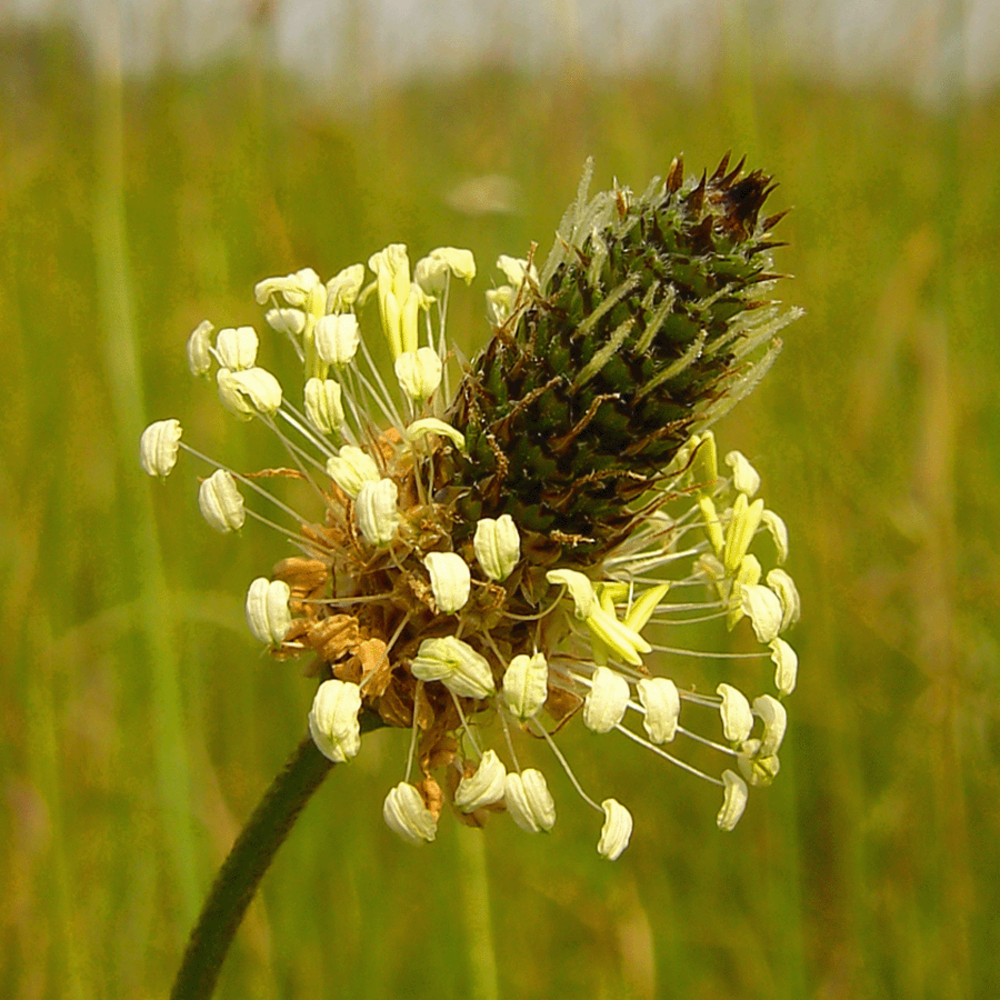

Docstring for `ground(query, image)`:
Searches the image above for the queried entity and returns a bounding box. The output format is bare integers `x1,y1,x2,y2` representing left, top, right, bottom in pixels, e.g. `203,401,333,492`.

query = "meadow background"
2,3,999,998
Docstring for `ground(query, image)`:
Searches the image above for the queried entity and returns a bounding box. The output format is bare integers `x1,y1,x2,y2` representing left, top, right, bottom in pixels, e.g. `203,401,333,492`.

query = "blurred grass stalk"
92,3,201,928
918,0,972,992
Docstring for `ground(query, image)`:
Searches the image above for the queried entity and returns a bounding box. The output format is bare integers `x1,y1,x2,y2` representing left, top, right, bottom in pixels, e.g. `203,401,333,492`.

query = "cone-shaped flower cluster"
141,158,801,859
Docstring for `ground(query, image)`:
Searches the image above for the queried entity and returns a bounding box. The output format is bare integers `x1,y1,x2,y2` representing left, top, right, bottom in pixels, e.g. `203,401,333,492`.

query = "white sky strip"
11,0,997,102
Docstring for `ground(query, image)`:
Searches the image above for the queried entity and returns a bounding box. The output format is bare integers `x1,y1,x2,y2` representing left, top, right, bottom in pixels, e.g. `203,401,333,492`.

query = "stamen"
613,723,724,786
450,691,483,757
356,335,407,431
498,708,521,772
676,725,741,758
404,435,430,506
178,442,318,530
359,612,411,693
436,276,453,404
305,593,396,607
530,719,603,813
502,590,566,622
241,507,330,556
677,690,723,709
478,630,507,666
648,607,730,627
649,643,771,660
335,366,371,444
403,680,422,783
260,413,333,490
275,401,338,460
604,545,703,575
649,599,725,613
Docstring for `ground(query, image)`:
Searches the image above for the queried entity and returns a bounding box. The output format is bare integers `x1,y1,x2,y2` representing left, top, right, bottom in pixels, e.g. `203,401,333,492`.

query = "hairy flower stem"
171,713,385,1000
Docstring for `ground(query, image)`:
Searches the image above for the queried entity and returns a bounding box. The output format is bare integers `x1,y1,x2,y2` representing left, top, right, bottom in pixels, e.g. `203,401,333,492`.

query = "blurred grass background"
2,5,1000,998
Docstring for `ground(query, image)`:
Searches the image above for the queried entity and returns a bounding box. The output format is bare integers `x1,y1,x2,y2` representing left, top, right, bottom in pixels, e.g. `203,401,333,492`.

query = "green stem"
171,714,384,1000
455,825,499,1000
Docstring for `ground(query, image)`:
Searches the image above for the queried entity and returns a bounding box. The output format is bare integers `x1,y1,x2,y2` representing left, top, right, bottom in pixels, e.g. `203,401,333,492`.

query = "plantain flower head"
141,156,802,860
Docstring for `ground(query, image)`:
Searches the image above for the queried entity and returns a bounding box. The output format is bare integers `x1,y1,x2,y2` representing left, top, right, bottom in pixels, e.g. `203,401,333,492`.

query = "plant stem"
455,825,499,1000
171,714,383,1000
